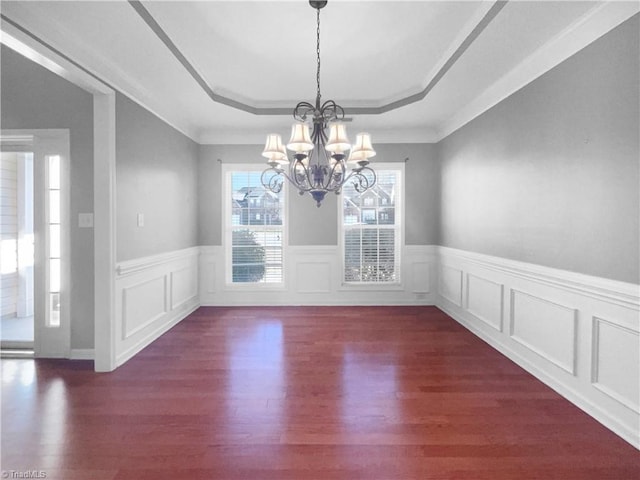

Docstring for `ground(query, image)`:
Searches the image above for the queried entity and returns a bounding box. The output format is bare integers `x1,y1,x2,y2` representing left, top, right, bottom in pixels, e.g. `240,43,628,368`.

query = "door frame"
1,19,117,370
1,129,71,357
0,129,71,358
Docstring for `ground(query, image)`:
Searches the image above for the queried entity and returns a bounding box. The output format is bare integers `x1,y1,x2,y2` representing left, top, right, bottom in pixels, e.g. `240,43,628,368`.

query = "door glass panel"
49,225,60,258
49,258,60,294
49,155,60,189
49,293,60,327
47,155,62,328
49,191,60,223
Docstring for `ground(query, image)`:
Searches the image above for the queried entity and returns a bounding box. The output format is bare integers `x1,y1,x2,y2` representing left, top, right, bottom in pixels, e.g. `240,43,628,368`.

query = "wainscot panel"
438,264,463,306
436,246,640,449
115,247,199,366
199,245,437,306
592,316,640,414
509,289,577,375
465,273,504,331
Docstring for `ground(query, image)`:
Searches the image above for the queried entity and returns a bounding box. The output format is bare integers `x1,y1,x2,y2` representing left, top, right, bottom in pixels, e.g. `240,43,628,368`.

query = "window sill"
223,283,287,292
338,282,404,292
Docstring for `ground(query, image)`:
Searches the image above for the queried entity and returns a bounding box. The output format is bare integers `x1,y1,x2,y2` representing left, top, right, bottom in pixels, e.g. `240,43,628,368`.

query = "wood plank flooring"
2,306,639,479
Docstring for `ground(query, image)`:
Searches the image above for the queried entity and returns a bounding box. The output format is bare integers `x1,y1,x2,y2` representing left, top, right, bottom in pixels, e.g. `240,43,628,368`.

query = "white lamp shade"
287,123,314,152
348,132,376,162
262,134,289,164
325,123,351,153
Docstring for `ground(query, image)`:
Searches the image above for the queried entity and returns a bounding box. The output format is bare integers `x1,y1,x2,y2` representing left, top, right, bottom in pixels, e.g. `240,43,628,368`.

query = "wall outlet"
137,213,144,227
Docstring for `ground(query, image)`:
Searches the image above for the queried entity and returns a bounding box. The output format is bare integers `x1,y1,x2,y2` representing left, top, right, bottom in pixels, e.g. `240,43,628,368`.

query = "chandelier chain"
316,7,321,103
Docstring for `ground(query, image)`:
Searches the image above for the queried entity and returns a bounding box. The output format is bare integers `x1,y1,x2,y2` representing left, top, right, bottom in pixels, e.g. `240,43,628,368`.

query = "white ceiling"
1,1,638,144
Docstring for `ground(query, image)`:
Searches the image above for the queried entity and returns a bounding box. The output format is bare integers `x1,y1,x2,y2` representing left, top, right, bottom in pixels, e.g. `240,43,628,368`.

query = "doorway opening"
1,130,70,358
1,150,34,351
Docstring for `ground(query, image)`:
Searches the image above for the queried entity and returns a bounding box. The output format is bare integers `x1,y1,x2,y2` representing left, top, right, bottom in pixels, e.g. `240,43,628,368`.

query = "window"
225,166,285,284
48,155,62,326
341,165,403,284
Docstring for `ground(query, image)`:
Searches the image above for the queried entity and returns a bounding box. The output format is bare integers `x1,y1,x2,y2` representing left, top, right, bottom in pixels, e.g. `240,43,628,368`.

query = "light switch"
78,213,94,228
137,213,144,227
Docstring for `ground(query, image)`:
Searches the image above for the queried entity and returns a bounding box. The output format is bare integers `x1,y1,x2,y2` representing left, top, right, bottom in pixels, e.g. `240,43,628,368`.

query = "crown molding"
0,15,112,96
436,2,640,142
0,8,200,143
131,0,506,118
197,126,439,146
5,2,636,148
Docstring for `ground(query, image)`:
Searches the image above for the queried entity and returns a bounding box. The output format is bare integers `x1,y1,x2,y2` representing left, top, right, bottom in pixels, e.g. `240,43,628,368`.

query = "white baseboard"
69,348,94,360
436,246,640,449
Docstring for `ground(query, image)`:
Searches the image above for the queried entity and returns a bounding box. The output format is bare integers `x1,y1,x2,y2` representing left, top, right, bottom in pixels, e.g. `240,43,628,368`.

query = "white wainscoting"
199,245,437,306
436,246,640,449
114,243,639,448
115,247,199,367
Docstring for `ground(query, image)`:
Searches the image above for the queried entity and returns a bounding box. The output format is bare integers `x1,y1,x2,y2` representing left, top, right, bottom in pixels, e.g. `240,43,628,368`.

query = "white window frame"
222,163,287,288
339,162,404,287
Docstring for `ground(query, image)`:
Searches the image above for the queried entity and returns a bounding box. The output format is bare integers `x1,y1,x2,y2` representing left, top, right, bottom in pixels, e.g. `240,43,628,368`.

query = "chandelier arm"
263,164,317,195
343,165,377,193
293,101,316,122
319,100,344,122
289,160,316,193
326,161,346,191
261,167,285,193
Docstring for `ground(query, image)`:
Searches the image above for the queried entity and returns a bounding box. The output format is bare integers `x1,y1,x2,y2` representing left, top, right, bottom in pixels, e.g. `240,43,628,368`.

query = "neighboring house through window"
224,165,285,284
340,164,403,284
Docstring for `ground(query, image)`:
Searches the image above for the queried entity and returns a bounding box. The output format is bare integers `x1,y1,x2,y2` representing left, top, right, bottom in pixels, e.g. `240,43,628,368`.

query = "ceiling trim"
128,0,290,116
1,8,200,143
346,1,507,115
131,0,507,117
436,2,640,141
0,14,113,95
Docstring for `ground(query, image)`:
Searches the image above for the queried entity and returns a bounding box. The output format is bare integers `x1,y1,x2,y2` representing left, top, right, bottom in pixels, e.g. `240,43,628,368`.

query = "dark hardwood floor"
2,306,639,479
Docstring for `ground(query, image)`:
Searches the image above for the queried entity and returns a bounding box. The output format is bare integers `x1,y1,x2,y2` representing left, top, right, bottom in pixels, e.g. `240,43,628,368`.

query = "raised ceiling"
1,1,638,144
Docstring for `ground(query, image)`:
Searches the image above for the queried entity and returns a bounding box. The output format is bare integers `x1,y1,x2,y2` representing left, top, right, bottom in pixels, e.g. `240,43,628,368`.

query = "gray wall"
438,15,639,284
1,45,95,348
198,143,439,246
2,10,636,355
116,93,199,261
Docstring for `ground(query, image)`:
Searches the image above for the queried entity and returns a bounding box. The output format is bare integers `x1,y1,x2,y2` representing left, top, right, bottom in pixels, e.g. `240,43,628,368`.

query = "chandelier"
261,0,376,207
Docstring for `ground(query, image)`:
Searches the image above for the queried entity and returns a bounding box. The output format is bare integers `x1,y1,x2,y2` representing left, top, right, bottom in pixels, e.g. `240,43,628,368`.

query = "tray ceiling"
1,1,637,143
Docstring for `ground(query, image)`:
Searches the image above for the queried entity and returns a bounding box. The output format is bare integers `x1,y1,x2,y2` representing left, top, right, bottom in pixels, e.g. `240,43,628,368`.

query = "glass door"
1,130,70,358
0,150,34,350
